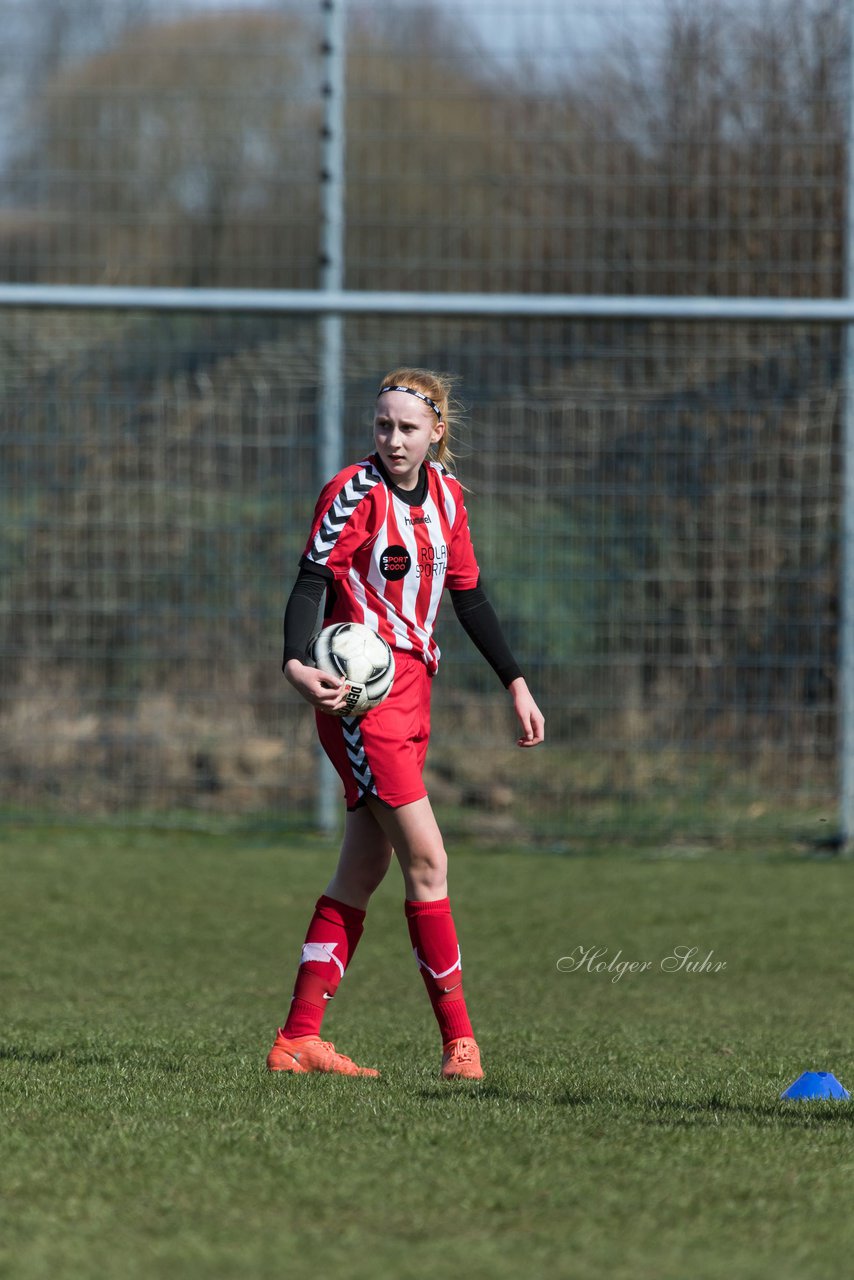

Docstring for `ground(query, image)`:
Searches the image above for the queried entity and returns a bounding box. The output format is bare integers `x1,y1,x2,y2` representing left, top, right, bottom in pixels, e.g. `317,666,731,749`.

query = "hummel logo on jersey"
404,514,431,526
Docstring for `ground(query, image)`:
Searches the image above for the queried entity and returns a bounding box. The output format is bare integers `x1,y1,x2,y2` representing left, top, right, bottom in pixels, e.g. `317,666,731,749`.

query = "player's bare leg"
324,805,394,910
365,795,483,1079
365,795,447,900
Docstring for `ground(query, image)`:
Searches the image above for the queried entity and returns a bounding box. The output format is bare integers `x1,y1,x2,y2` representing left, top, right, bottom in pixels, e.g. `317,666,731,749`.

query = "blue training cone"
780,1071,850,1100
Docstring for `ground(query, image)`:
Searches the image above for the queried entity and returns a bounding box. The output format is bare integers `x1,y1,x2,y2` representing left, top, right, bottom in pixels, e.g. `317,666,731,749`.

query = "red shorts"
315,652,432,811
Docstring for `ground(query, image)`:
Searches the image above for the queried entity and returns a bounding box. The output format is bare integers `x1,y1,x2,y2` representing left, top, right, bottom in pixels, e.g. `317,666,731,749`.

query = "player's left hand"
507,678,545,748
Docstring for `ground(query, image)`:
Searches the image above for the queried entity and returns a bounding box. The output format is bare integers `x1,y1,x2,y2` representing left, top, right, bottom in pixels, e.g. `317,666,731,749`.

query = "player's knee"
404,843,447,894
362,849,392,894
344,840,389,892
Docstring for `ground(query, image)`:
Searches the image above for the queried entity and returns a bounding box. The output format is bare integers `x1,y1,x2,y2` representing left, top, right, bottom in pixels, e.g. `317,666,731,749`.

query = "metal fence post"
316,0,347,834
841,0,854,850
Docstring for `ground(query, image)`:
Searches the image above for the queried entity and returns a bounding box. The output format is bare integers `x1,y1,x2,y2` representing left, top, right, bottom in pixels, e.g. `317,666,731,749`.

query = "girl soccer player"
267,368,544,1079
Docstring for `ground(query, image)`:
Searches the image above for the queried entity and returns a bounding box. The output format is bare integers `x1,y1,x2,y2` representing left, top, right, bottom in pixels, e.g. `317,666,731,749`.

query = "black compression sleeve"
282,565,329,669
449,580,523,688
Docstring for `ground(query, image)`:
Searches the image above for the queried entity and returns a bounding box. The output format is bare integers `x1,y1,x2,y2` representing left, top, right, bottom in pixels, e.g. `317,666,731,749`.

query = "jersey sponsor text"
302,456,479,673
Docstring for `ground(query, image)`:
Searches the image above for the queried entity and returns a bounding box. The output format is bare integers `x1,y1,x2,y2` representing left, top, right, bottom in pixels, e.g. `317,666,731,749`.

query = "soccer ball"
308,622,395,717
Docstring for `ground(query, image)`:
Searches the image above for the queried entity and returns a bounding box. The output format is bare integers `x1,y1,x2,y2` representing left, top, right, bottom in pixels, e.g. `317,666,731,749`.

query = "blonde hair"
376,367,461,474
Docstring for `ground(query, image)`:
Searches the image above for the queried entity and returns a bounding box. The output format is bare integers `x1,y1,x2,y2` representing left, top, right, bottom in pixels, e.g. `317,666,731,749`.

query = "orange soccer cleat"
266,1031,380,1078
441,1036,484,1080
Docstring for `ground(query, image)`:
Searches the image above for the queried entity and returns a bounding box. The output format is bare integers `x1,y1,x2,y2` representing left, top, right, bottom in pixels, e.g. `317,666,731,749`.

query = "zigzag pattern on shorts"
341,715,377,799
310,466,380,565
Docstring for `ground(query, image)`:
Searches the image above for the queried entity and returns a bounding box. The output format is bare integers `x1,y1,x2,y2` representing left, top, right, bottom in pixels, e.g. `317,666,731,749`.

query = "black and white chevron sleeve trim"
308,465,381,566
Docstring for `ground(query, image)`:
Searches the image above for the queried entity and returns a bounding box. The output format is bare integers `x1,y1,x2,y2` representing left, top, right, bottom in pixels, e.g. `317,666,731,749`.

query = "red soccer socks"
281,895,366,1039
405,896,474,1045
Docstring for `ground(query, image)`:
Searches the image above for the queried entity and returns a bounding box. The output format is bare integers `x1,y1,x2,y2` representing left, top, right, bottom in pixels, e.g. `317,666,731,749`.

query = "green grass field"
2,822,854,1280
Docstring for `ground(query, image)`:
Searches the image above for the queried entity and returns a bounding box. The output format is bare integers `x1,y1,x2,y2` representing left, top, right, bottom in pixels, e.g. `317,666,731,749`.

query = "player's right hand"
284,659,348,714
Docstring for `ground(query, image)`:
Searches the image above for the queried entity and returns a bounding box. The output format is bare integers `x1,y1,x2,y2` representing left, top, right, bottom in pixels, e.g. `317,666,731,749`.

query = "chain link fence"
0,0,847,841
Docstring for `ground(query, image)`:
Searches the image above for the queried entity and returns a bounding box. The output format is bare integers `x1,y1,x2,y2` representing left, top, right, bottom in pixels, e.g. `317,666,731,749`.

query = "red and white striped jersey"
302,454,480,673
